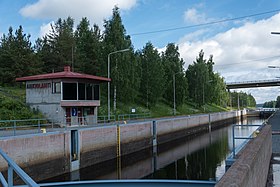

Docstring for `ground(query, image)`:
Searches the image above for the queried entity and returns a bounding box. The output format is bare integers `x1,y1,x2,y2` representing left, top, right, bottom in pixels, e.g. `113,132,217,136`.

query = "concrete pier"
266,110,280,186
216,124,271,187
216,111,278,187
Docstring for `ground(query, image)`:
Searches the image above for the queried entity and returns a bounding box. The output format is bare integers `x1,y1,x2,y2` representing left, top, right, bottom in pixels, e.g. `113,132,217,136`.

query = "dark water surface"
43,117,264,183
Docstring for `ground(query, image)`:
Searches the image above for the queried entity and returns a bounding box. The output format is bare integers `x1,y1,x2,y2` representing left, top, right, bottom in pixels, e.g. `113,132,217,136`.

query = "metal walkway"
226,79,280,89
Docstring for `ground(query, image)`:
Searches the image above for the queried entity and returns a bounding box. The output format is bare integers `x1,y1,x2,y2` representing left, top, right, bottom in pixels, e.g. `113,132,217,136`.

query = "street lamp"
107,48,130,121
173,72,181,116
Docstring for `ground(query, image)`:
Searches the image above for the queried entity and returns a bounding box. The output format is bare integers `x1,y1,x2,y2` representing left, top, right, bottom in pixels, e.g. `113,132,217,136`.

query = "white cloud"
39,22,54,38
178,12,280,103
184,8,205,23
20,0,137,26
177,29,208,43
184,8,211,24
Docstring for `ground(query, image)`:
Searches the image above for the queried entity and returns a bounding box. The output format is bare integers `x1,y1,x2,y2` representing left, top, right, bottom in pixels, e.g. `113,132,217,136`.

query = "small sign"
27,83,51,89
72,108,77,116
131,108,136,113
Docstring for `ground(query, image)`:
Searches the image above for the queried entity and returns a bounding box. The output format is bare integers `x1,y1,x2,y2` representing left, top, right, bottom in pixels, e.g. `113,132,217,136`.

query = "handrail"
39,179,216,187
0,172,7,187
118,113,151,121
0,149,39,187
231,124,263,158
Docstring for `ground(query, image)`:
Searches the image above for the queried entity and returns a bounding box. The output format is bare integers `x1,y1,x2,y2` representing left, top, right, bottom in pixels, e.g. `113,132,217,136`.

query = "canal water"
43,116,264,183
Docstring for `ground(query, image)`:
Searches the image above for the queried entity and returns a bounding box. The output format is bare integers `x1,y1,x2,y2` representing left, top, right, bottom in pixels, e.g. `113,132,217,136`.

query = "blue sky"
1,0,280,103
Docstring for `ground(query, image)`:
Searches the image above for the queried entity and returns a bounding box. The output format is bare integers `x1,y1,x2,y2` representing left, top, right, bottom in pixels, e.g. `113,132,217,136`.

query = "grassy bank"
0,86,44,120
98,101,229,118
0,86,229,120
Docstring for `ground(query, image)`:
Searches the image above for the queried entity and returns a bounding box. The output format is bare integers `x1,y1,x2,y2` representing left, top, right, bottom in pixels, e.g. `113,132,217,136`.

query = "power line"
130,9,280,36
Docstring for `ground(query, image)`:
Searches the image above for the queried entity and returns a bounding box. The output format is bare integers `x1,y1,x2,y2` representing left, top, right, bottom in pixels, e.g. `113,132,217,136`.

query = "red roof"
16,66,111,82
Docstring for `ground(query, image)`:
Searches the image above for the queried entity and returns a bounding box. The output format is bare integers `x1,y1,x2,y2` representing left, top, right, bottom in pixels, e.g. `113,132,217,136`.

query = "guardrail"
0,118,57,137
225,124,264,170
0,113,151,138
226,79,280,85
97,115,116,123
231,124,263,158
118,113,151,122
0,148,39,187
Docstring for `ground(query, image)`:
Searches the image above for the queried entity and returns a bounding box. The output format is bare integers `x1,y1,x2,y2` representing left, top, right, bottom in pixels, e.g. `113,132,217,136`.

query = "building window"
94,85,99,100
78,83,86,100
62,82,99,101
53,82,61,93
86,84,93,100
63,83,77,100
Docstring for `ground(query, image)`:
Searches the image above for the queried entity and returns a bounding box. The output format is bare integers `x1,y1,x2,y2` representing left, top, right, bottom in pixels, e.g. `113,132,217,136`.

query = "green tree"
75,18,103,74
229,91,256,108
139,42,165,108
0,26,41,85
103,6,136,112
162,43,188,107
211,73,228,107
37,17,75,73
186,50,210,106
263,100,276,108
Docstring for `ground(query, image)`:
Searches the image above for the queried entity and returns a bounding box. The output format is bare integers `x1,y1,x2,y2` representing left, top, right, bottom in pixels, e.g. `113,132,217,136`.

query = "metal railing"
118,113,151,122
231,124,263,158
0,113,152,138
0,118,58,137
226,78,280,85
0,148,39,187
97,115,116,124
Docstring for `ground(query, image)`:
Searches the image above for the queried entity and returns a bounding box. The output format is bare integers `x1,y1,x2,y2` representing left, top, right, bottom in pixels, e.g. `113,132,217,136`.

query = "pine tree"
75,18,103,75
103,6,135,111
162,43,188,107
0,26,41,85
139,42,165,108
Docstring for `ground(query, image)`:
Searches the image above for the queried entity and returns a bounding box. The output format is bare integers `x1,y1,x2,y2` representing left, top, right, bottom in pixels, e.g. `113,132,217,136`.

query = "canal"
42,116,264,183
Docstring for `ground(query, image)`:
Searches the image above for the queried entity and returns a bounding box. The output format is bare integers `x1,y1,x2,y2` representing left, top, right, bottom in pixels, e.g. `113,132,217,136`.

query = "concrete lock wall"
0,132,71,181
156,111,239,144
215,125,272,187
0,110,245,181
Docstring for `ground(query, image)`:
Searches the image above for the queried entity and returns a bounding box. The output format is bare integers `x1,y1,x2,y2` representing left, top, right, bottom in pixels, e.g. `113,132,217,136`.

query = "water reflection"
145,127,228,181
42,117,264,183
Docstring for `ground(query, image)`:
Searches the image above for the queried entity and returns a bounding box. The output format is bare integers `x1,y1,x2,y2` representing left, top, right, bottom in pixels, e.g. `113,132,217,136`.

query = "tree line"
263,96,280,108
0,7,256,113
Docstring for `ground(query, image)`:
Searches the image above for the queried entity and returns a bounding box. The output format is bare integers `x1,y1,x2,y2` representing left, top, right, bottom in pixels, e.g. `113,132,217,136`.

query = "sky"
1,0,280,104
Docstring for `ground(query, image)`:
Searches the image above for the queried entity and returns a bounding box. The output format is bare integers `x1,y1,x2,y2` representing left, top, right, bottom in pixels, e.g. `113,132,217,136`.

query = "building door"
66,107,71,126
78,107,83,125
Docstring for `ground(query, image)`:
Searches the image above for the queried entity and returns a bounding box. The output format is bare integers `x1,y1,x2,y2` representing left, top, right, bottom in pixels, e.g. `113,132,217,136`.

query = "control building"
16,66,110,126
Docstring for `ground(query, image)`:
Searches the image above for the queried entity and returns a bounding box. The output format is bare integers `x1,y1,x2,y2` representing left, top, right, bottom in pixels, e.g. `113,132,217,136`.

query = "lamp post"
107,48,129,121
173,72,181,116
